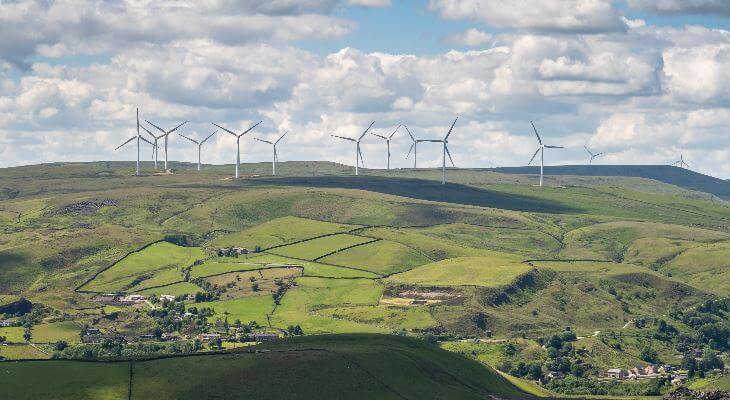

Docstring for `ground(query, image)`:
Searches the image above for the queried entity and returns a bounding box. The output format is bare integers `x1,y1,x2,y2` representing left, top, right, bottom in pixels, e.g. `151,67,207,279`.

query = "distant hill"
487,165,730,200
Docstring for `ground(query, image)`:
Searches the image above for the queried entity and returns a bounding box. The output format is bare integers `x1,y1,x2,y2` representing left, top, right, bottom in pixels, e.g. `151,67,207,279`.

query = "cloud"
346,0,391,7
627,0,730,16
663,44,730,104
445,29,494,47
429,0,626,33
0,0,353,66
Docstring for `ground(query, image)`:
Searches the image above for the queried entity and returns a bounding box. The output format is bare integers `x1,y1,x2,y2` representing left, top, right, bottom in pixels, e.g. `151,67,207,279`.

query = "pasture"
386,255,528,287
319,239,432,275
268,234,374,260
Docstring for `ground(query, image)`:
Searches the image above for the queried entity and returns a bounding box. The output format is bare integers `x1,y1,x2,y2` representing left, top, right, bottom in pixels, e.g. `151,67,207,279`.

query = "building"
659,364,675,373
161,333,180,341
96,293,146,306
544,371,565,381
0,319,17,327
606,369,627,379
644,364,659,375
629,366,646,377
253,333,278,342
198,333,221,342
159,295,176,302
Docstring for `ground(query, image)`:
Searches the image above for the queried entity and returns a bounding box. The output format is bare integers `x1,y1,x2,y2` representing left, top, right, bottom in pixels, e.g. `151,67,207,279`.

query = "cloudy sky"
1,0,729,178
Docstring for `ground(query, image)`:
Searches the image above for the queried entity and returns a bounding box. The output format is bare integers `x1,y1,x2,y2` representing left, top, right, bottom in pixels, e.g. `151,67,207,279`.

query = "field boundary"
312,238,381,262
75,240,165,293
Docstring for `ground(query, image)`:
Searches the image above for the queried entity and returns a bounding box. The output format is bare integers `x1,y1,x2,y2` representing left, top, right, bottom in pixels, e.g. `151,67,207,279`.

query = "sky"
0,0,729,178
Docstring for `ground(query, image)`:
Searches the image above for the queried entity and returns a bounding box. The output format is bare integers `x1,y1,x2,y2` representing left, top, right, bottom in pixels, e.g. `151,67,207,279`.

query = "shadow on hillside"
250,175,576,214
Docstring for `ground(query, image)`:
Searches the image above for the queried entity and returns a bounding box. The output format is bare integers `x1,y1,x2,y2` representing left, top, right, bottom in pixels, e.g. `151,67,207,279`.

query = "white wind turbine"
371,125,401,170
145,120,187,171
140,125,163,169
528,121,564,187
212,121,263,179
672,153,690,169
177,130,218,172
404,126,423,169
253,131,288,175
584,145,604,164
419,117,458,184
115,108,155,176
332,121,375,176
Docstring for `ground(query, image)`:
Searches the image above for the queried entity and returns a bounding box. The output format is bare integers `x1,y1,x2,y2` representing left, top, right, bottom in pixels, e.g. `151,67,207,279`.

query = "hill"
0,334,535,400
487,165,730,200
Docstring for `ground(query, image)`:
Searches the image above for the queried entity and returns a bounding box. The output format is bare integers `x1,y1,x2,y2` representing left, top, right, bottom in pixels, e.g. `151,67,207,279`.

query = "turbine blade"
388,124,401,139
145,120,166,135
139,136,154,146
139,124,155,138
201,130,218,144
444,117,458,140
115,136,136,151
253,137,273,145
167,121,187,134
371,133,387,140
275,130,288,144
242,120,263,136
528,148,541,165
445,145,455,166
332,135,355,142
405,143,414,159
212,123,239,137
177,132,198,144
404,125,415,142
584,145,592,156
530,121,542,145
545,145,563,149
359,121,375,140
358,146,365,167
594,152,604,157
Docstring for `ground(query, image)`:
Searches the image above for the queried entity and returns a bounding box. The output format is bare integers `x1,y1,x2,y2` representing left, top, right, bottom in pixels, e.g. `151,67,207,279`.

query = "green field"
387,255,529,287
661,241,730,295
317,305,438,330
191,295,275,325
0,334,534,400
1,326,25,342
31,321,83,343
82,242,206,293
319,239,432,275
268,234,375,260
209,216,357,250
136,281,203,296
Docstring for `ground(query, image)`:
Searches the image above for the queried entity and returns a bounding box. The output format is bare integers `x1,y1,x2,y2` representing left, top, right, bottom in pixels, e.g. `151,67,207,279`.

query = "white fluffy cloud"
445,29,494,47
429,0,626,33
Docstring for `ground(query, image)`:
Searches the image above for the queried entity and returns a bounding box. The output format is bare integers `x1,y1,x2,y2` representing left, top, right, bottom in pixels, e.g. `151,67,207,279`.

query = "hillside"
488,165,730,200
1,162,728,398
0,334,534,400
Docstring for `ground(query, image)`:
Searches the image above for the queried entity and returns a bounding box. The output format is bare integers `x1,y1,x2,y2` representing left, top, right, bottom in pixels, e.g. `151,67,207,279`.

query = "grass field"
31,321,83,343
82,242,206,293
0,344,51,360
387,255,529,287
209,216,357,250
319,239,432,275
136,281,203,296
660,241,730,295
1,326,25,342
0,334,534,400
268,234,374,260
191,295,275,326
317,305,438,330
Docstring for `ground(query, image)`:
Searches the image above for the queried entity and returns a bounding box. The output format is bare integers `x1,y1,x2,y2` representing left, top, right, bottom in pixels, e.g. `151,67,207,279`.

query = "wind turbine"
212,121,263,179
141,125,164,169
672,153,690,169
419,117,458,185
145,120,188,171
331,121,375,176
404,126,423,168
115,108,155,176
253,131,288,175
177,130,218,172
371,125,401,170
528,121,563,187
584,145,604,164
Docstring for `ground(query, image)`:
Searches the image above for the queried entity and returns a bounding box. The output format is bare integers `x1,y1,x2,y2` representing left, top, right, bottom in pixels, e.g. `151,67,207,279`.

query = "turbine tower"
115,108,155,176
253,131,288,175
212,121,262,179
331,121,375,176
528,121,564,187
140,125,163,169
673,153,690,169
145,120,188,171
584,145,604,164
177,130,218,172
404,126,423,169
419,117,458,185
371,125,401,170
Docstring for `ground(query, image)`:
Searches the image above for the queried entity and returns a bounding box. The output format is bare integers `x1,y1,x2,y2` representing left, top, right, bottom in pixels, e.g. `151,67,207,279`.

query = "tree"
640,346,658,363
52,340,68,351
527,362,543,380
23,328,32,342
681,353,697,378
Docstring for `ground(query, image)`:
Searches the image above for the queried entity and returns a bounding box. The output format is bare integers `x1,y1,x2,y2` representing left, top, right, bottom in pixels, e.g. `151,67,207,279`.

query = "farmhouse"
0,319,17,327
544,371,565,381
606,369,627,379
218,247,251,256
159,294,176,302
96,293,147,306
